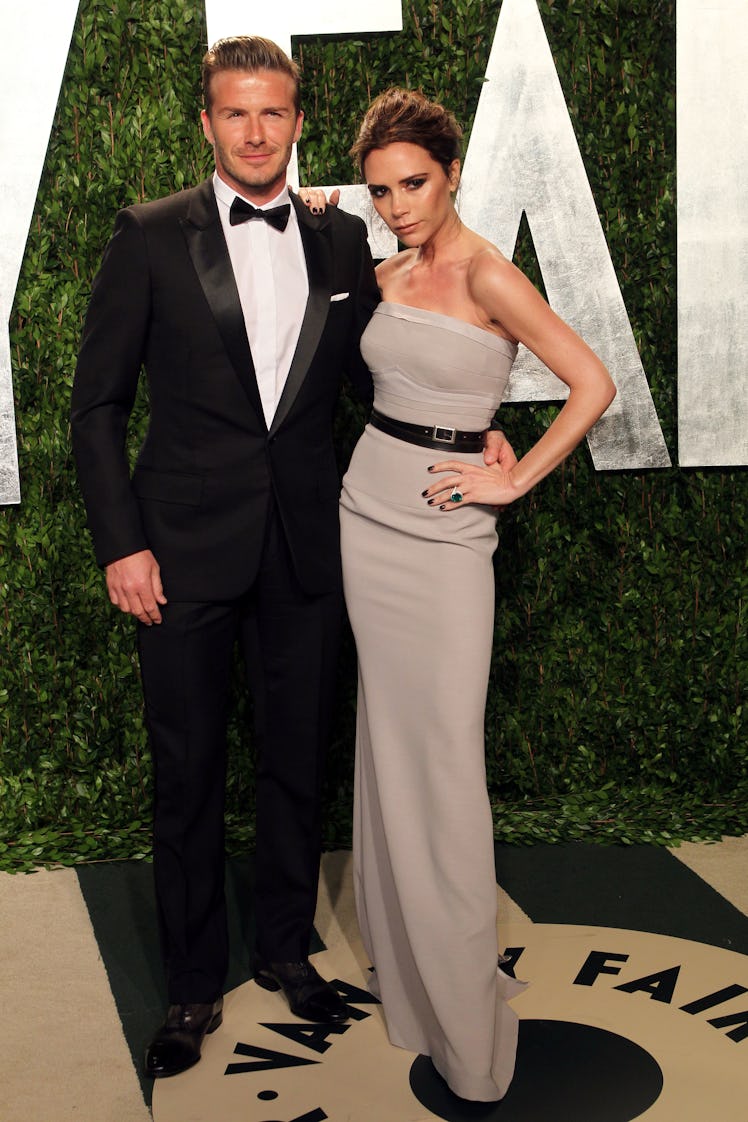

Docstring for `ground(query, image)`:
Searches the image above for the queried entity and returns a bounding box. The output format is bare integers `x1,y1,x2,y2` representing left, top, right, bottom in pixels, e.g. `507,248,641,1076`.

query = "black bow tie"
229,197,291,232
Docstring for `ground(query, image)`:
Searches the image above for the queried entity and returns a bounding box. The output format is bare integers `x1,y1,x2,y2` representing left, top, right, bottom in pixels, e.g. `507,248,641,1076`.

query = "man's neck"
214,170,289,209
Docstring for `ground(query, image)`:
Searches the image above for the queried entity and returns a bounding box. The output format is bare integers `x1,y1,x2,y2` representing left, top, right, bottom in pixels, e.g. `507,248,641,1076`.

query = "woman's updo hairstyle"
350,87,462,179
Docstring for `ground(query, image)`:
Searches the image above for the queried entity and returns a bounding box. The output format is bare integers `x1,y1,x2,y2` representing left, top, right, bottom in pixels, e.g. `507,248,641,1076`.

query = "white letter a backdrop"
460,0,670,470
0,3,78,504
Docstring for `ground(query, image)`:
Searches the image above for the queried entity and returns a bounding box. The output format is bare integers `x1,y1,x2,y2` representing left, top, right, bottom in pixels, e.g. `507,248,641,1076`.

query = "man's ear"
200,109,215,146
293,110,304,144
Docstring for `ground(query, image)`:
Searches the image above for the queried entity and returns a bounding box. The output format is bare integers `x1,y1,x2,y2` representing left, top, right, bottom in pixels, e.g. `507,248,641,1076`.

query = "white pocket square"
330,292,350,302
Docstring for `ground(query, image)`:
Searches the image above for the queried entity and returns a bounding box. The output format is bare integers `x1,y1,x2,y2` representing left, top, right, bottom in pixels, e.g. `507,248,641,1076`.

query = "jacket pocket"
132,467,204,506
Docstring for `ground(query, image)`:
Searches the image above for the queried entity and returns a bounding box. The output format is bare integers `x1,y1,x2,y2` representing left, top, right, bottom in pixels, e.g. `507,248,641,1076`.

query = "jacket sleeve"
345,216,379,407
70,208,152,567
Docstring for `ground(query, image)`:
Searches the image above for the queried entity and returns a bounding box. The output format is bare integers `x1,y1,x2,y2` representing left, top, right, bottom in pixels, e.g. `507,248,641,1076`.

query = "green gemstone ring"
450,487,464,503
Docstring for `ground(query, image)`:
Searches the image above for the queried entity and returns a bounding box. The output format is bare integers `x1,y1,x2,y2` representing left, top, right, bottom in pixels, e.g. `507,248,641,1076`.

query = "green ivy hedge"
1,0,745,871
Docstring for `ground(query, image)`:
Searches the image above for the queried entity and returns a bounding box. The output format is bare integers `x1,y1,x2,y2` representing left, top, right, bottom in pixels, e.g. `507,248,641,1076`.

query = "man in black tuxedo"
71,36,379,1077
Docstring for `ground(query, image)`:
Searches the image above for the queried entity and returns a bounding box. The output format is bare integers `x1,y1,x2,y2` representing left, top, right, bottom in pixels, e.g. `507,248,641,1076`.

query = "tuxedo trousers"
137,503,343,1003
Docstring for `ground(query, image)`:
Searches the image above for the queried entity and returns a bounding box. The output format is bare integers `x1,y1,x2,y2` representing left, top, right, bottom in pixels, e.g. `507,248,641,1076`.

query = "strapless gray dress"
340,302,526,1101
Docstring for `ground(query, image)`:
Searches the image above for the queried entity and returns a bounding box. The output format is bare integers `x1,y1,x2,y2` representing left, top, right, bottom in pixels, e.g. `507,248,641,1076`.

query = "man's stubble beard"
217,140,293,198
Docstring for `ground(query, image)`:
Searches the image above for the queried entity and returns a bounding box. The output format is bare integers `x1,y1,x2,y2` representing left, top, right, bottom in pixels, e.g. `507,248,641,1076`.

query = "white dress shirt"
213,172,309,429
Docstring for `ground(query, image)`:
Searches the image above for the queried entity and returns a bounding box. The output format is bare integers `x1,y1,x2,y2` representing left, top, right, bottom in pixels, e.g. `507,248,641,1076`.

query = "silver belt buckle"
432,425,457,443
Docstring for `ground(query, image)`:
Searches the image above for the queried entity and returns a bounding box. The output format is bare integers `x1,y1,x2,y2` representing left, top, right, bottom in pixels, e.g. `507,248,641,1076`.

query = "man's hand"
483,427,518,470
105,549,167,625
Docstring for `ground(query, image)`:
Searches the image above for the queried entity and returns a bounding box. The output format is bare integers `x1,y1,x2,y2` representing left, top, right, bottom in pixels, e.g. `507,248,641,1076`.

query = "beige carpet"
1,836,747,1122
0,866,151,1122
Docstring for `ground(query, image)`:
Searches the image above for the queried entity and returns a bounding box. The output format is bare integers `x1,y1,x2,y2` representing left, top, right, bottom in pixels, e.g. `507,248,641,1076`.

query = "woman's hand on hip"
422,460,524,510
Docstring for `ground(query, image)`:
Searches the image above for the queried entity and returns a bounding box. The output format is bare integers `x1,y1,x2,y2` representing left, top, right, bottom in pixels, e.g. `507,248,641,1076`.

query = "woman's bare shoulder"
467,242,537,311
467,242,515,285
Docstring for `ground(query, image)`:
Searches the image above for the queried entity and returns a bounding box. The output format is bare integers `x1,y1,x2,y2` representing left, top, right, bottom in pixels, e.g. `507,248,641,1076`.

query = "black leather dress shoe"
253,957,349,1023
144,998,223,1078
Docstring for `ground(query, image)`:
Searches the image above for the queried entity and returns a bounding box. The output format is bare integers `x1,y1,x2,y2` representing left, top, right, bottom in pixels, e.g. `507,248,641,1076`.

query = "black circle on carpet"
409,1019,663,1121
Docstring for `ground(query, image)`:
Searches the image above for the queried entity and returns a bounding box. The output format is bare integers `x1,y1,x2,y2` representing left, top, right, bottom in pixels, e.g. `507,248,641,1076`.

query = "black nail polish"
427,465,434,472
421,489,429,497
427,498,434,505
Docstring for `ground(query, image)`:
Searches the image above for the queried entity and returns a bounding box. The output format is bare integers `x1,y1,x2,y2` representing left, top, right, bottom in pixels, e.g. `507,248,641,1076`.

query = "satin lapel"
180,181,265,422
268,195,333,436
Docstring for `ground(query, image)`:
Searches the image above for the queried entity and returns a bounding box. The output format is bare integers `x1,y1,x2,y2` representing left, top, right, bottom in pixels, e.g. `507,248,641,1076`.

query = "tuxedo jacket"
71,180,379,601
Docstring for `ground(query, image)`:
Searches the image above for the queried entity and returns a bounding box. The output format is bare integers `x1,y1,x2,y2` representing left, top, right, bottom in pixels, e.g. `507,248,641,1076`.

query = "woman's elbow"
602,373,617,410
592,361,617,412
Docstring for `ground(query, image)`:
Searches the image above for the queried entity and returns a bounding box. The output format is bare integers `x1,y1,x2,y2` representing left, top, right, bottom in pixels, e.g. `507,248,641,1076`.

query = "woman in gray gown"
338,88,616,1101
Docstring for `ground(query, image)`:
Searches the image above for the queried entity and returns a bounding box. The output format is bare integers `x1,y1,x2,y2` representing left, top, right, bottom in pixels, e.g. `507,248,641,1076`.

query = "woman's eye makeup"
368,176,427,198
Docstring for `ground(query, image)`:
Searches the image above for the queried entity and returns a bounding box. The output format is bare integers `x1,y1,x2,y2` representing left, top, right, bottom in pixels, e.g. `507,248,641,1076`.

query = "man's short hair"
201,36,301,115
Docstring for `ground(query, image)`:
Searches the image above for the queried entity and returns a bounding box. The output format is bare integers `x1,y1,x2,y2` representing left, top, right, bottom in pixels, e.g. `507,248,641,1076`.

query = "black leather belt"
369,409,484,453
